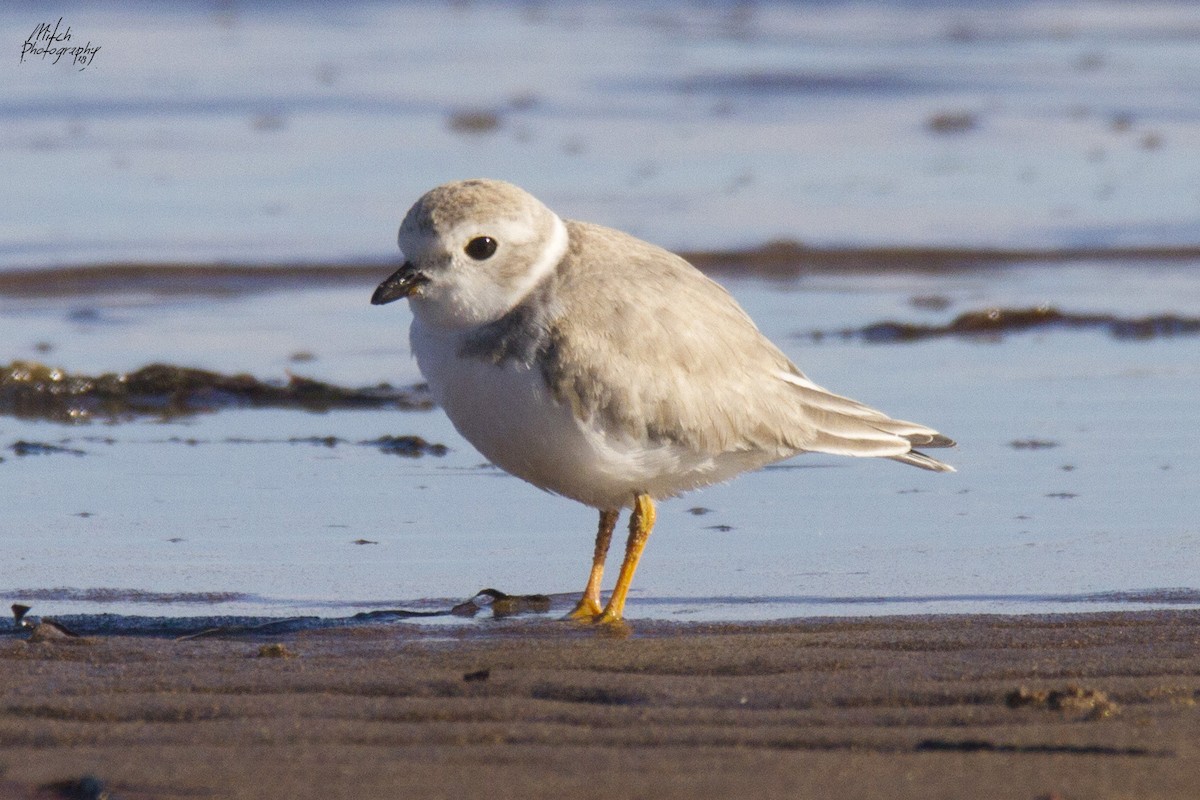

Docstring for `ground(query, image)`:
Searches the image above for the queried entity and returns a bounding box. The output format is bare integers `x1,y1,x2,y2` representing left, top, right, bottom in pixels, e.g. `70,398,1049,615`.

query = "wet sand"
4,611,1199,799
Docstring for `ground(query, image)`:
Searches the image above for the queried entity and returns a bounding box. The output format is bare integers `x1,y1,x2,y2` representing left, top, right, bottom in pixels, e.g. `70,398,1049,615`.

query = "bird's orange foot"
564,597,603,621
593,606,624,626
592,609,632,637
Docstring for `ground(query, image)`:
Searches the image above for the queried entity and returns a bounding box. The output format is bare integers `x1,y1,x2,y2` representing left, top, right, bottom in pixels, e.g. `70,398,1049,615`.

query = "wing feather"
540,221,954,472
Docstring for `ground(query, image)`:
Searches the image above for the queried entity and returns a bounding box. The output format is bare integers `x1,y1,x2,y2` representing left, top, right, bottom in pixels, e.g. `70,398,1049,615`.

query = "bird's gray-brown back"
460,218,953,469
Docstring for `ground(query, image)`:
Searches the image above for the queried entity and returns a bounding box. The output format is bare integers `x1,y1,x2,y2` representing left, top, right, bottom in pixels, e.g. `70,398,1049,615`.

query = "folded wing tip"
892,449,957,472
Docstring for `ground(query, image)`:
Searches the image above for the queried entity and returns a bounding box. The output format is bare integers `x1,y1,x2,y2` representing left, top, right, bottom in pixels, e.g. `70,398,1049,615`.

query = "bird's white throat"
408,214,569,332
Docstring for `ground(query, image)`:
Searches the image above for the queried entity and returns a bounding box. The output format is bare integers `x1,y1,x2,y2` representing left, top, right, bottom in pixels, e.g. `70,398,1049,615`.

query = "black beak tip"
371,262,424,306
370,285,397,306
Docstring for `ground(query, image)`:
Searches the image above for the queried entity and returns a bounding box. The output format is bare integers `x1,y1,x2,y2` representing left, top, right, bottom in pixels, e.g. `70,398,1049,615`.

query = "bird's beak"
371,262,429,305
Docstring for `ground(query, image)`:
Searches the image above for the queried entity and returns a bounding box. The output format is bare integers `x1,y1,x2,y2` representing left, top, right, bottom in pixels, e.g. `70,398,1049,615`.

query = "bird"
371,179,954,623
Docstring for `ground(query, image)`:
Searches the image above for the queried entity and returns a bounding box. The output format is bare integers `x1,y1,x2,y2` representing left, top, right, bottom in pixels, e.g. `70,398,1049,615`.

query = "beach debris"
291,435,340,447
40,774,110,800
141,435,448,456
7,440,86,457
353,607,448,621
362,435,449,457
256,643,296,659
916,738,1153,755
0,361,432,423
804,306,1200,344
350,589,554,622
1,431,450,462
28,620,83,642
1006,685,1119,720
448,109,502,134
451,588,553,619
1009,439,1060,450
927,111,977,134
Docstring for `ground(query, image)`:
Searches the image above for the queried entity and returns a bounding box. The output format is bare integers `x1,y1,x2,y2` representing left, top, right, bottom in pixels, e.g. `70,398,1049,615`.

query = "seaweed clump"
808,306,1200,344
0,361,432,423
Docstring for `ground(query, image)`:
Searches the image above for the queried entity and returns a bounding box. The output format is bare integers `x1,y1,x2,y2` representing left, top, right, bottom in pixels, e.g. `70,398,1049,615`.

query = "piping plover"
372,179,954,623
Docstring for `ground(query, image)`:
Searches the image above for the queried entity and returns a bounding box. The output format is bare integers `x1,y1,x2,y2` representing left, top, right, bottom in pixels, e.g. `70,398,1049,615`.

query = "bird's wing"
542,222,954,470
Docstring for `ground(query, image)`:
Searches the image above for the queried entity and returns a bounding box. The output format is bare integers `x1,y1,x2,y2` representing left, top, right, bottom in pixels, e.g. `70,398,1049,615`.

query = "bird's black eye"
464,236,498,260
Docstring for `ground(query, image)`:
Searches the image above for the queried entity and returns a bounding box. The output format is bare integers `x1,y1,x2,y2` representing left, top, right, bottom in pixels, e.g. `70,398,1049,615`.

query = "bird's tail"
778,371,956,472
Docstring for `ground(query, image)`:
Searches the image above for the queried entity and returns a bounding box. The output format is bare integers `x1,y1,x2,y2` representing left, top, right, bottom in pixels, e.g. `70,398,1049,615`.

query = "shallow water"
3,1,1199,625
2,259,1197,623
5,0,1200,268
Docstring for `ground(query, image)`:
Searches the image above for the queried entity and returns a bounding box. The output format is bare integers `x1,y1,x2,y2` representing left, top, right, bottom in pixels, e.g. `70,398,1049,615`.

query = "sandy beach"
3,610,1198,799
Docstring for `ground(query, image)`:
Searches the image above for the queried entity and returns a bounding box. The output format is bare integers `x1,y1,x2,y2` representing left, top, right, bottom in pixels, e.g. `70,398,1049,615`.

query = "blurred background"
5,0,1199,268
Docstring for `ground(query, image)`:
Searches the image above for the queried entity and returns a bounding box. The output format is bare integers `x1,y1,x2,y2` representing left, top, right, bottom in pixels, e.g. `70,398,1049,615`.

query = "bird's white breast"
410,319,766,510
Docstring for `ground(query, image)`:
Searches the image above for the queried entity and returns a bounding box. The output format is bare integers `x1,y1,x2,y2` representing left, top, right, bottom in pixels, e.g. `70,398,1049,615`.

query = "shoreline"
4,609,1199,798
6,583,1200,636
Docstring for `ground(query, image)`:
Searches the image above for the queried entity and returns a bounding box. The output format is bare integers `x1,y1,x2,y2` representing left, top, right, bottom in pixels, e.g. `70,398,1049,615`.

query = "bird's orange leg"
565,508,619,620
595,493,656,624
